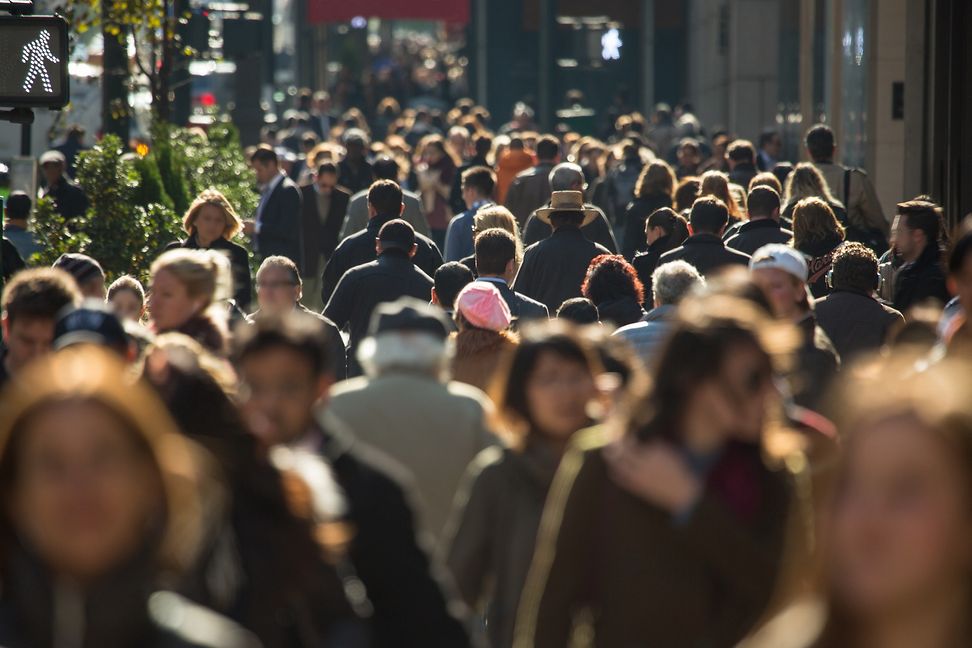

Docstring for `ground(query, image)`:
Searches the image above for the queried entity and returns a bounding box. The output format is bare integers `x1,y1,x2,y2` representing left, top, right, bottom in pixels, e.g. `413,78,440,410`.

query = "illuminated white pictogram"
20,28,59,94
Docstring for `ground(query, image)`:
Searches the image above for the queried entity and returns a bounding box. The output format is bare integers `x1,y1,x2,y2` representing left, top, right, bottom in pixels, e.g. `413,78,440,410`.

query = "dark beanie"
53,253,105,286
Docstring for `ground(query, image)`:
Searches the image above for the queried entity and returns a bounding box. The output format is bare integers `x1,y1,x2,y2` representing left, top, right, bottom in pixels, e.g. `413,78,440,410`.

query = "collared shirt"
255,172,285,232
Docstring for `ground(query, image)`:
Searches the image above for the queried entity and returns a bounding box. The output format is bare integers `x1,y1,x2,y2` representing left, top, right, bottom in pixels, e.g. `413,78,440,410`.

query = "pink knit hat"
456,282,512,332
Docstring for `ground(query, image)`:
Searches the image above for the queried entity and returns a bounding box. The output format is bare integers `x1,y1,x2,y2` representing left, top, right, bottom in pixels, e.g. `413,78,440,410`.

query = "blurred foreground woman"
742,357,972,648
0,347,257,647
445,324,602,647
515,297,797,648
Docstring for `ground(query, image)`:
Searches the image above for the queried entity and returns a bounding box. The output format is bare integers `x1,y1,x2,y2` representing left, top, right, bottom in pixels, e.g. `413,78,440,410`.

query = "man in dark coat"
474,227,548,323
726,139,759,189
301,161,351,310
321,180,442,305
246,146,303,267
504,135,560,226
39,150,88,222
725,186,793,255
892,198,950,312
337,129,375,195
522,163,618,253
234,314,472,647
513,191,612,312
659,197,751,276
814,243,904,360
324,219,434,377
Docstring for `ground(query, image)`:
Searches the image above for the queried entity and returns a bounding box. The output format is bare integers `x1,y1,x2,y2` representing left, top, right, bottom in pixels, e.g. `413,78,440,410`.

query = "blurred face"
148,269,204,332
2,317,56,374
752,268,805,321
316,171,337,194
41,162,63,186
830,415,972,617
525,351,596,442
9,401,160,581
677,145,700,168
239,348,331,447
80,278,107,301
109,289,144,322
688,343,774,446
193,204,228,246
892,215,924,262
251,159,278,185
256,266,301,314
765,134,783,158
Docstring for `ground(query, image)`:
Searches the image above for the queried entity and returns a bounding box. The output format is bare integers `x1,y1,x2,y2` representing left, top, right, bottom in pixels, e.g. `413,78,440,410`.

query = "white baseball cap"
749,244,808,283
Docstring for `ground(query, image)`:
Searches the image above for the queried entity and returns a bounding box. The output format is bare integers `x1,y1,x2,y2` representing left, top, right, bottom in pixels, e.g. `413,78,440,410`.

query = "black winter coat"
814,290,903,360
657,233,751,277
300,184,350,277
513,226,612,312
893,243,950,312
254,175,304,267
324,251,434,376
632,234,682,305
724,219,794,256
314,419,473,647
621,193,673,259
321,212,443,305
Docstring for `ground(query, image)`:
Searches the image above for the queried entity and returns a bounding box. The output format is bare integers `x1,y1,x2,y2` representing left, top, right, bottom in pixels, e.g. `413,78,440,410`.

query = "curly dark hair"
830,242,879,293
581,254,645,306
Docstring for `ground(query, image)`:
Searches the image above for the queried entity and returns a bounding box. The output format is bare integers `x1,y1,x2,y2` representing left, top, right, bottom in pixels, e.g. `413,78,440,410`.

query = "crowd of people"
0,89,971,648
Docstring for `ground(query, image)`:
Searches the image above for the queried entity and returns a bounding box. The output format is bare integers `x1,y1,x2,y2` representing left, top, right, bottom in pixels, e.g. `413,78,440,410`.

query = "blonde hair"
699,170,743,219
791,197,846,248
474,205,524,267
785,162,839,206
634,160,677,199
182,189,243,240
151,248,233,309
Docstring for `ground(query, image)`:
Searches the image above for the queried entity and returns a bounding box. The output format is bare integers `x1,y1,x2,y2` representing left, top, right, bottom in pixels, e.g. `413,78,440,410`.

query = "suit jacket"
321,212,443,306
513,227,612,312
300,184,350,277
504,163,555,226
476,277,549,323
658,233,751,277
255,175,303,267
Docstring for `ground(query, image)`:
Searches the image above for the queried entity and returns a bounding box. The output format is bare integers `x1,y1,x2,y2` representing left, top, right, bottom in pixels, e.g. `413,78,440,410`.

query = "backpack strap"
843,167,851,211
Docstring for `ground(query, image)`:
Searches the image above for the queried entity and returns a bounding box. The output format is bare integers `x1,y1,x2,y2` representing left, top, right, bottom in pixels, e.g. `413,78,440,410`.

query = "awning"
307,0,469,25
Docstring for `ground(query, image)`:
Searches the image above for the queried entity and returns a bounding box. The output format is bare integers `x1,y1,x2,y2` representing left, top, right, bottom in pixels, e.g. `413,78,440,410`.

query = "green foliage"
29,197,91,268
72,134,182,281
36,120,257,283
132,155,175,212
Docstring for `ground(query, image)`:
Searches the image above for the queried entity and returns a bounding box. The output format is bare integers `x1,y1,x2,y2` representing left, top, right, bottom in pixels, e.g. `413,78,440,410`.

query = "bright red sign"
307,0,469,25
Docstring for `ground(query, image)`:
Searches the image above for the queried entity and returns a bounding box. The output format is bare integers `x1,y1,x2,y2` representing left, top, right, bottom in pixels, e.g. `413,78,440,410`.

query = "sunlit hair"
474,205,523,266
182,189,243,240
582,255,645,306
634,160,677,199
791,197,846,249
674,176,701,212
699,170,742,219
785,162,839,206
749,171,783,195
489,321,602,449
0,346,206,576
151,248,233,308
107,274,145,305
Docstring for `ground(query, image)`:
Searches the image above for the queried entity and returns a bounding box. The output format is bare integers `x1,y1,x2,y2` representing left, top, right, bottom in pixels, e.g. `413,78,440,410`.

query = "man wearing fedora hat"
512,190,612,312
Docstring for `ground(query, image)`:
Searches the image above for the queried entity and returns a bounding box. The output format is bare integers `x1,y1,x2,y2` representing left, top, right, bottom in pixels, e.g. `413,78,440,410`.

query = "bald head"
549,163,585,192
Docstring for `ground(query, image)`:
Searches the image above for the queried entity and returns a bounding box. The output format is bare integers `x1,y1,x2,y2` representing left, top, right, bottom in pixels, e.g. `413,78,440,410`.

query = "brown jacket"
515,428,792,648
451,328,518,394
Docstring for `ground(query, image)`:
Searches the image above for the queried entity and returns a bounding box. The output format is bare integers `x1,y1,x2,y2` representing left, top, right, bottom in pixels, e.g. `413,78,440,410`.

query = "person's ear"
409,243,418,259
375,238,382,255
505,258,515,277
431,288,440,305
399,202,405,216
1,313,8,340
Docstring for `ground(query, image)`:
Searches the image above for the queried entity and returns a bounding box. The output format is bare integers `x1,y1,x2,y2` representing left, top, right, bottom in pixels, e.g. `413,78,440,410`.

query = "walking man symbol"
21,29,59,94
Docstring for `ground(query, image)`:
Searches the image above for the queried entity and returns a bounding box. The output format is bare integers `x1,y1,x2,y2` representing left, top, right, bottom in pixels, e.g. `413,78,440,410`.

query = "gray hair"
652,260,705,306
357,330,455,380
548,162,585,191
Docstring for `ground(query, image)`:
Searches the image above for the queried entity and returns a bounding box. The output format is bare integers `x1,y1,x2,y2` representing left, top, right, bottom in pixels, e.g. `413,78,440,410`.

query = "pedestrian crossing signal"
0,15,69,109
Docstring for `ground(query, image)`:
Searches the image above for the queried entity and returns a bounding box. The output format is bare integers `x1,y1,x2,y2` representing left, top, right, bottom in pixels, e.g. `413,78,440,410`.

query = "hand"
604,436,702,514
242,220,256,236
